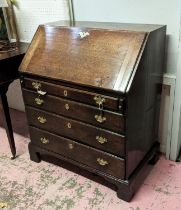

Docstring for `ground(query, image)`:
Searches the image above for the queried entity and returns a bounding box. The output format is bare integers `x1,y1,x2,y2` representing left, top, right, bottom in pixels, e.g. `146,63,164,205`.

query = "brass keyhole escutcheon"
64,90,68,97
38,116,47,124
67,122,72,128
68,143,74,150
65,103,70,110
40,137,49,144
97,158,108,166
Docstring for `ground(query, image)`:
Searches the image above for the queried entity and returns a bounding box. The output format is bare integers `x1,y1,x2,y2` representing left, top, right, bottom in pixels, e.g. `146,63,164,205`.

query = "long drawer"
29,126,125,179
22,78,124,111
23,89,125,133
26,107,125,157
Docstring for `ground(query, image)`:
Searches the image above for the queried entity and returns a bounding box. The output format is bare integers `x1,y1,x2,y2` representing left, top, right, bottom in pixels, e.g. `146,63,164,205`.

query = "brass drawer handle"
94,95,106,106
97,158,108,166
35,98,44,105
32,81,41,90
95,115,106,123
64,90,68,97
67,122,72,128
40,137,49,144
68,143,74,150
32,81,47,95
38,116,47,124
96,136,107,144
37,90,47,96
65,103,70,110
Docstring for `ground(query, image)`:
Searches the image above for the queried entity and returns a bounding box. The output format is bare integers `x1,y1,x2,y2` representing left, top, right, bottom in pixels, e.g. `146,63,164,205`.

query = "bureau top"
19,22,165,93
46,21,165,33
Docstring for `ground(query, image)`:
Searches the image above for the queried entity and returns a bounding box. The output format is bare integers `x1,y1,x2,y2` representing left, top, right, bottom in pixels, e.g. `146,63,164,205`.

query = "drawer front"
26,107,125,157
22,78,124,111
29,126,125,179
23,89,125,133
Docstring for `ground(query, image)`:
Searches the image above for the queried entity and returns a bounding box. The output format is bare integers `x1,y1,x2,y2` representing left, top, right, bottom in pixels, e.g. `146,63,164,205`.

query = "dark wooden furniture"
19,21,166,201
0,43,28,158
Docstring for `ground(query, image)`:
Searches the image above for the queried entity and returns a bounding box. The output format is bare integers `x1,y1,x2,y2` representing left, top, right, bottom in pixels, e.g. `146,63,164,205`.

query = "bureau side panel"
126,26,166,178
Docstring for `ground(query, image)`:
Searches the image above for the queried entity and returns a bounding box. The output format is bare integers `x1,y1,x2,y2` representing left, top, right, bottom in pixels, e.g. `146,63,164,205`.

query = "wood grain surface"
19,26,147,93
29,126,125,179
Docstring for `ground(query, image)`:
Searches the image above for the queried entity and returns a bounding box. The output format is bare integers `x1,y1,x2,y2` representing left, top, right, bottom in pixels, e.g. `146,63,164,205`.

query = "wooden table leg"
0,85,16,159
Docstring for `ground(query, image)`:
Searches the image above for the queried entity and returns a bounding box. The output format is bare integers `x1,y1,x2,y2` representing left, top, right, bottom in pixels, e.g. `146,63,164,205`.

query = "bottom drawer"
29,126,125,179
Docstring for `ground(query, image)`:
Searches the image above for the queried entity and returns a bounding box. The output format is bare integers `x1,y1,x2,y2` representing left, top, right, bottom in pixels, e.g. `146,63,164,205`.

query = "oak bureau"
19,21,166,201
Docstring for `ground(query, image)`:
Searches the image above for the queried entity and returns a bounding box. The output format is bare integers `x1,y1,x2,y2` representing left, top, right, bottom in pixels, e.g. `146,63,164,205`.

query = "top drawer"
22,78,124,112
